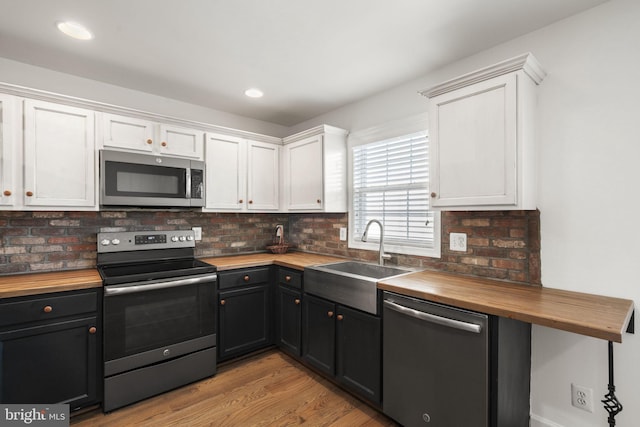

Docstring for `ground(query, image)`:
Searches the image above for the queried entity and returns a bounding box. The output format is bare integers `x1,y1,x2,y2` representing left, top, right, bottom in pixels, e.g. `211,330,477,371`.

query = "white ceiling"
0,0,608,127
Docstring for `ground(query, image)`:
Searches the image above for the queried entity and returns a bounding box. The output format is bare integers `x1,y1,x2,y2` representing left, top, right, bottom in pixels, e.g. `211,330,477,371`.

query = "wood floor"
71,350,398,426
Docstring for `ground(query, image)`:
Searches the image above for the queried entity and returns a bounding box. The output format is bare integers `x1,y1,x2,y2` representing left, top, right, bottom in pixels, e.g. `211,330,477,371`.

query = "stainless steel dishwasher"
383,291,489,427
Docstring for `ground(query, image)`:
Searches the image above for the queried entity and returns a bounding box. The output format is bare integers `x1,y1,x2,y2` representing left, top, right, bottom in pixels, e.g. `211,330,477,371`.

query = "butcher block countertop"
201,251,345,271
378,269,634,343
0,269,102,299
0,251,633,344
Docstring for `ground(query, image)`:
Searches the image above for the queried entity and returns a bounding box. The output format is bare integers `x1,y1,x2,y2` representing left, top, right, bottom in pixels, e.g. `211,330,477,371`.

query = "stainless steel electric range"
97,230,217,412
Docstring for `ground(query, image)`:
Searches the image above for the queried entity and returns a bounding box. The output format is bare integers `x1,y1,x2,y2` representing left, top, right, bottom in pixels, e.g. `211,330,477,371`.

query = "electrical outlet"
571,383,594,412
339,227,347,241
275,225,283,237
192,227,202,241
450,232,467,252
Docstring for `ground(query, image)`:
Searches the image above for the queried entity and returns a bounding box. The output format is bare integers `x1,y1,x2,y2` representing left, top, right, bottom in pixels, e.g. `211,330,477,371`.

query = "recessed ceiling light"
57,21,94,40
244,88,264,98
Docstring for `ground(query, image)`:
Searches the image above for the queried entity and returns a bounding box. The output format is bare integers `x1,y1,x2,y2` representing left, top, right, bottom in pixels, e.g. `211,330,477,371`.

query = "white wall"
0,56,289,138
293,0,640,425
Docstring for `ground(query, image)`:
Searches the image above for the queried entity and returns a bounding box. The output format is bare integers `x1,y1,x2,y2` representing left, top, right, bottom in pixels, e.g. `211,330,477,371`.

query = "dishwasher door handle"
384,300,482,334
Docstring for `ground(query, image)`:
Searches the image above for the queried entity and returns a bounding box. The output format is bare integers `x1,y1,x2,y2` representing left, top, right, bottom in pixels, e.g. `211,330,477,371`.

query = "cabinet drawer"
0,291,97,327
218,267,270,289
278,269,302,289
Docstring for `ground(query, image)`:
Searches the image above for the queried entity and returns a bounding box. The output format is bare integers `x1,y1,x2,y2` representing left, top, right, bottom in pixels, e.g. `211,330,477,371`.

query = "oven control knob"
171,236,179,242
179,236,186,242
101,239,110,246
112,239,120,245
186,235,194,241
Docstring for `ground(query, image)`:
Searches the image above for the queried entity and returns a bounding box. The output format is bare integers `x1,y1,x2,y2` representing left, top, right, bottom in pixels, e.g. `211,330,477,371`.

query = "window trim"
347,114,441,259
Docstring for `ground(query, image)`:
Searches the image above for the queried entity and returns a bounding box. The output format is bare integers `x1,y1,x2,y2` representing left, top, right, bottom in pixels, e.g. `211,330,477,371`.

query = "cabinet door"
218,284,272,361
205,134,246,210
23,100,96,208
159,124,204,159
429,73,517,208
336,305,381,404
284,135,323,210
277,285,302,357
0,317,99,410
0,94,18,207
102,113,155,153
302,294,335,376
247,140,279,210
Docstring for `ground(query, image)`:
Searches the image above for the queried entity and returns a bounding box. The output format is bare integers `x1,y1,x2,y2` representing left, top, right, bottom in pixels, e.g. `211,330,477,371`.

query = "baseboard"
530,413,565,427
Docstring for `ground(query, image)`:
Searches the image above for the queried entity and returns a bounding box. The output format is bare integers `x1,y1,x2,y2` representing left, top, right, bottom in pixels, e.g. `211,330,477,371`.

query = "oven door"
103,273,217,377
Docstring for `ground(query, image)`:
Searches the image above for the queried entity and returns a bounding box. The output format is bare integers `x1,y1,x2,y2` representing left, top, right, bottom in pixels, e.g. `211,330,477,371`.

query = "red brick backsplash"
1,210,540,285
0,211,288,275
289,210,541,285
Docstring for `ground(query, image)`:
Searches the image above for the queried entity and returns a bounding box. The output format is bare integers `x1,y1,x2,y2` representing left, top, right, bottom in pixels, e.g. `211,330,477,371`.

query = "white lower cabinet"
205,133,279,211
23,99,97,209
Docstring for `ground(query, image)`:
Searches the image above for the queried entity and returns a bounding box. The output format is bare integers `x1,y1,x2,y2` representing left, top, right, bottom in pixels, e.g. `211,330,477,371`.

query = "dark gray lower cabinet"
218,267,273,361
0,289,101,411
276,267,303,358
302,293,381,405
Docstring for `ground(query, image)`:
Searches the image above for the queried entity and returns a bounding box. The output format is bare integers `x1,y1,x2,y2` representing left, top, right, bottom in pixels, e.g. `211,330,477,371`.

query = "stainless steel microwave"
100,150,205,208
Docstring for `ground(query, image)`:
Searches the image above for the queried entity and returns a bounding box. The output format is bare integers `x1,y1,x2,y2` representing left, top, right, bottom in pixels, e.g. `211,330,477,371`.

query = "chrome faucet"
361,219,392,266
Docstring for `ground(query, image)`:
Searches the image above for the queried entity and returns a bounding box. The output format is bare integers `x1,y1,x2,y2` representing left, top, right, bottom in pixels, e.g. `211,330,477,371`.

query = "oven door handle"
104,273,218,296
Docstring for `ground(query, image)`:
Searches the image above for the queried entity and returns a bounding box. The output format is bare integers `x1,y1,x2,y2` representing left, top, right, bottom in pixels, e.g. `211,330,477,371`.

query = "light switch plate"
339,227,347,241
450,232,467,252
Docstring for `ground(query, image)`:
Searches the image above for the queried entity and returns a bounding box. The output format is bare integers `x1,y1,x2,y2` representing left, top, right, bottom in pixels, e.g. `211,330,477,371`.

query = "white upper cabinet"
0,94,18,207
282,125,348,212
102,113,203,159
421,53,545,210
205,133,279,211
23,99,97,209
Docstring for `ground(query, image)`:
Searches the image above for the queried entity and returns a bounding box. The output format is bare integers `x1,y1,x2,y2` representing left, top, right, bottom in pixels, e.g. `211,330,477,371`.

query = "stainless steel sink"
304,261,416,315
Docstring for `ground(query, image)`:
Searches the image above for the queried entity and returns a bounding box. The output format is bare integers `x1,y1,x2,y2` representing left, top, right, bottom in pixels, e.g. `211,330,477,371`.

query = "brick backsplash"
0,210,540,284
289,210,541,284
0,211,288,275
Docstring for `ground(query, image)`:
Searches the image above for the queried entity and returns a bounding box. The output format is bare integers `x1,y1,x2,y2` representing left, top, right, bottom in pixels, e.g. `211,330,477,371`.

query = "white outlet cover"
192,226,202,241
450,232,467,252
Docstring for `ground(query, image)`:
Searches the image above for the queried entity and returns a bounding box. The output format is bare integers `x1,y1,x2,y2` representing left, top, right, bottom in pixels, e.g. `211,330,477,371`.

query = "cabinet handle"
285,275,291,282
294,299,301,305
327,311,334,318
238,199,243,204
3,190,11,196
26,191,34,197
43,305,53,313
146,139,153,145
220,299,226,306
337,314,344,321
317,199,321,204
243,275,250,282
248,200,253,204
430,192,436,198
161,141,167,147
89,326,97,334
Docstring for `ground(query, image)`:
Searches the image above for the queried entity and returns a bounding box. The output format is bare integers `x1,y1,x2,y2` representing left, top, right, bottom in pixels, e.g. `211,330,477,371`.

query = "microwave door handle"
104,274,218,296
186,168,192,199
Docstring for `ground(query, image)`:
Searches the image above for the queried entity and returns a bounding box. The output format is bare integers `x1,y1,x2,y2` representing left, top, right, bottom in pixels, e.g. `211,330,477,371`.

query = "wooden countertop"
201,252,345,271
0,252,633,344
378,269,634,343
0,269,103,299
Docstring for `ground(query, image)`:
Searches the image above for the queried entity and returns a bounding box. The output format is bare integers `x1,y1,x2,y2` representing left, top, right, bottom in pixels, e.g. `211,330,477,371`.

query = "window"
349,119,440,258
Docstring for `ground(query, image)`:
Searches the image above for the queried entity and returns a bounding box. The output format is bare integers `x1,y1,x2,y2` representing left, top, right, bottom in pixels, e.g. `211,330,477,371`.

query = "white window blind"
352,131,435,249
